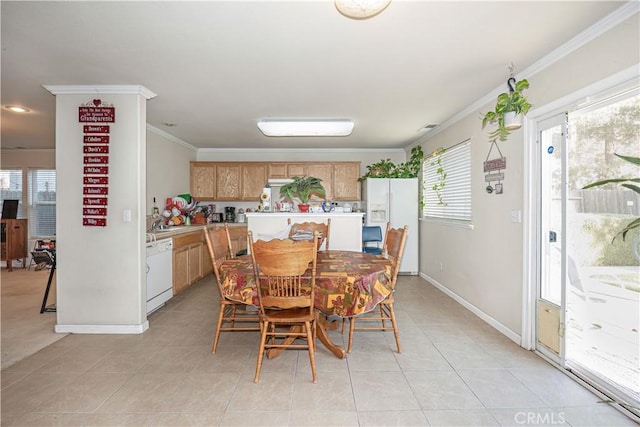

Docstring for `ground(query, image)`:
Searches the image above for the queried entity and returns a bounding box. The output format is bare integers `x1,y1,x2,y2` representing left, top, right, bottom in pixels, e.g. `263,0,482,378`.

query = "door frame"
521,67,639,351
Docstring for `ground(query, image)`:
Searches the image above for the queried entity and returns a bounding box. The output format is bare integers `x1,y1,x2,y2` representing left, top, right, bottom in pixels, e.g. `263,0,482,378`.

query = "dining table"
218,250,393,359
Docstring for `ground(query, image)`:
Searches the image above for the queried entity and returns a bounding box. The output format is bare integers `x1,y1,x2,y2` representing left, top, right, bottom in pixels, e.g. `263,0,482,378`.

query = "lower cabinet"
172,225,247,295
172,232,204,295
227,225,248,256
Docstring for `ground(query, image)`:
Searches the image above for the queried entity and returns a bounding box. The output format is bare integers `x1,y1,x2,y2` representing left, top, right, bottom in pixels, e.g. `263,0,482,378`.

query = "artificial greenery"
279,175,326,205
582,154,640,241
359,146,424,181
428,148,447,205
481,78,532,142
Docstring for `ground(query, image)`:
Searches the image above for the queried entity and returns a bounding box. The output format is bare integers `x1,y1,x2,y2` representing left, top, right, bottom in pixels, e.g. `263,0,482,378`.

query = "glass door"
536,114,567,362
565,89,639,410
535,86,639,413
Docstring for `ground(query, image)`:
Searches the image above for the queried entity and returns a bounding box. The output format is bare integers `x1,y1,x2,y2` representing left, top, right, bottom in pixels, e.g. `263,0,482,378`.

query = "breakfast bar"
246,212,364,252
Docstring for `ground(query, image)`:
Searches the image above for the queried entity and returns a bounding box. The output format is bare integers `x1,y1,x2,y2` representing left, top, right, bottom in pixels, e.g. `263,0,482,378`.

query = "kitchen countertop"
147,222,246,241
245,212,364,217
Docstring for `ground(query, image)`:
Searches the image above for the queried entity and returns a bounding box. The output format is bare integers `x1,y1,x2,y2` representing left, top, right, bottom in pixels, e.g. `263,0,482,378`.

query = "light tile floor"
2,275,637,426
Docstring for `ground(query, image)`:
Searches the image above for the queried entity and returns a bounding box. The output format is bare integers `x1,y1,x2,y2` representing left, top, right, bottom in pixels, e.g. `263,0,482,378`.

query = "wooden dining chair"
248,230,319,383
203,224,260,353
287,218,330,251
347,225,408,354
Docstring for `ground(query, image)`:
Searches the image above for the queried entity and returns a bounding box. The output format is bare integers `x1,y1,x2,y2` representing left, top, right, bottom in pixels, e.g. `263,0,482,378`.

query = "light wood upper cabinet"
333,162,361,200
287,164,307,177
216,164,241,200
307,163,333,201
190,162,216,200
268,164,287,179
191,161,361,201
241,164,267,200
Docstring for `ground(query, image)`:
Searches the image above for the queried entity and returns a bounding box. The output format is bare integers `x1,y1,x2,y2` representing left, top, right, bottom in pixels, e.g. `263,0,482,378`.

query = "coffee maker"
224,206,236,222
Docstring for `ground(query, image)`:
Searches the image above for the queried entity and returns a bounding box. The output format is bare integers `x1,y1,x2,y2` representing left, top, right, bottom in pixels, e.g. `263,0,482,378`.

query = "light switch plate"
123,209,132,222
511,210,522,223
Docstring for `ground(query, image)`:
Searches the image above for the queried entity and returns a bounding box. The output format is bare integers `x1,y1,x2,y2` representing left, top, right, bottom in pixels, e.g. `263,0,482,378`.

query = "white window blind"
0,169,24,218
422,140,472,222
27,169,56,238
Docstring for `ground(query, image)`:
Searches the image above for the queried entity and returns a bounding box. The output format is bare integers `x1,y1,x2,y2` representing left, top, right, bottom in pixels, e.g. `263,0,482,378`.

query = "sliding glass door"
536,86,639,412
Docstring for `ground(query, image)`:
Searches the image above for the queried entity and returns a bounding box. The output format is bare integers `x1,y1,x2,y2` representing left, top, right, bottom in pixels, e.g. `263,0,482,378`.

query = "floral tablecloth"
219,250,393,317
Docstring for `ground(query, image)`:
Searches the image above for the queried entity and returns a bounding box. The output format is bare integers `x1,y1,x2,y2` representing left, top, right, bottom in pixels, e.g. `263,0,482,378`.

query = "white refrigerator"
363,178,419,275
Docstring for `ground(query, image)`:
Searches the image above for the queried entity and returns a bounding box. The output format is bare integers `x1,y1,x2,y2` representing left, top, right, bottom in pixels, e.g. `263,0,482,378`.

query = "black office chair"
362,225,383,255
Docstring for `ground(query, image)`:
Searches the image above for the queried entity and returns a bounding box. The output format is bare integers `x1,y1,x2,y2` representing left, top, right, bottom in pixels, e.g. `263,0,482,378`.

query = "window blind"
422,140,472,222
0,169,24,218
27,169,56,238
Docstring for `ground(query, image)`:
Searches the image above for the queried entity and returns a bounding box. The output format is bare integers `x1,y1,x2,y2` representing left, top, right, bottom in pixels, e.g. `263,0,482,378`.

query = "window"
0,169,24,218
422,140,472,222
28,169,56,237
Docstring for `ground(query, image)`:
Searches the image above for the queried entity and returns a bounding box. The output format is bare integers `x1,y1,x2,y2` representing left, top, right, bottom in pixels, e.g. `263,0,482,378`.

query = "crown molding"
196,147,405,154
43,85,157,99
146,124,198,152
411,1,640,148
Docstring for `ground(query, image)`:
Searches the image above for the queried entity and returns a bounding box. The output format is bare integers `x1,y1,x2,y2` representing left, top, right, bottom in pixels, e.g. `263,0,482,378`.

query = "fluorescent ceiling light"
257,120,354,137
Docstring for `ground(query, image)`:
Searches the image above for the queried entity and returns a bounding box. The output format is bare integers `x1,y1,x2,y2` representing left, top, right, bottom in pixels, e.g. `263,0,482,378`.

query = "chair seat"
363,247,383,255
263,307,314,323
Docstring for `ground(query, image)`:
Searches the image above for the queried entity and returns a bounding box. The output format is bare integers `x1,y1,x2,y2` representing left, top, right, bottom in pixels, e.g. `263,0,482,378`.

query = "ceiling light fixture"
257,120,354,137
4,105,30,113
335,0,391,20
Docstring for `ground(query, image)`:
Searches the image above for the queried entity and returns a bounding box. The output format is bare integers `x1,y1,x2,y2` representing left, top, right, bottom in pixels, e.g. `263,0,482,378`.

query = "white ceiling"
0,1,627,151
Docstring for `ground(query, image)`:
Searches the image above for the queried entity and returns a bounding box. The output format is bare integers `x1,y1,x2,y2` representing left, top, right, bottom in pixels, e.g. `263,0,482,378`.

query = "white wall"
416,11,639,341
52,89,150,333
196,148,406,177
146,127,197,215
1,149,55,169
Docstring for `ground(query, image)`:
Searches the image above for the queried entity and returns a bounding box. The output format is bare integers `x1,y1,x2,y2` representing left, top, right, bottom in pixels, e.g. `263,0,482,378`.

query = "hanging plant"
481,77,532,142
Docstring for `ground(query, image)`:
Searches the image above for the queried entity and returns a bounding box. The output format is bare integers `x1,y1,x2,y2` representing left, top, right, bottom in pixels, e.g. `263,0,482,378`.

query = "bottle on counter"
152,197,160,218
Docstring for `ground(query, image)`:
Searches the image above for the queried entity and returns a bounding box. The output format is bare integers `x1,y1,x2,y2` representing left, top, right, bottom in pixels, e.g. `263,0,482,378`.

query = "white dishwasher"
146,238,173,314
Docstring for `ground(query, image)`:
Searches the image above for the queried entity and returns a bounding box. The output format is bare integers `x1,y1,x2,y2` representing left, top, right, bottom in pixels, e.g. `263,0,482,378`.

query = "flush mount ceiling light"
257,120,354,137
335,0,391,20
4,105,31,113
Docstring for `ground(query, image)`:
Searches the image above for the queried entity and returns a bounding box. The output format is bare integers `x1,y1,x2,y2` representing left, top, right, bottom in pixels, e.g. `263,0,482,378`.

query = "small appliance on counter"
225,206,236,222
237,208,246,223
209,212,224,223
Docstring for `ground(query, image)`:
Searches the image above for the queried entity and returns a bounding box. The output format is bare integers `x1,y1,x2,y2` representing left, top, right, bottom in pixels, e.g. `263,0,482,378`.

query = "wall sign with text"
80,99,114,227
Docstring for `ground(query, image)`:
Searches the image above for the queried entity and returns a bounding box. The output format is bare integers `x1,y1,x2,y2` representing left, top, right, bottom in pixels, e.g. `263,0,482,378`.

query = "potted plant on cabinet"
279,175,326,212
481,78,532,142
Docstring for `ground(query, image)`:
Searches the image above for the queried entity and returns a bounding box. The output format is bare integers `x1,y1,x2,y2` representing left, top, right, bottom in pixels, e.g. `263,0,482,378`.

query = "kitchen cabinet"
191,161,361,202
1,219,28,272
202,242,213,276
171,225,246,294
333,162,361,200
173,246,190,294
287,164,307,177
227,225,248,256
268,164,287,179
307,163,333,201
190,163,216,200
172,232,204,294
241,164,267,200
216,164,241,200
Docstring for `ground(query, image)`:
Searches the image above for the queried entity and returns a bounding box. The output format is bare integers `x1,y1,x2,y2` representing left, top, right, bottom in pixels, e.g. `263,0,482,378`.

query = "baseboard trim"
54,321,149,334
420,272,522,345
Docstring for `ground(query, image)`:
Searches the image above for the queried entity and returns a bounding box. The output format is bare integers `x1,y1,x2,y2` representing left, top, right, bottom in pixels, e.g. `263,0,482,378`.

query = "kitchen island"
246,212,364,252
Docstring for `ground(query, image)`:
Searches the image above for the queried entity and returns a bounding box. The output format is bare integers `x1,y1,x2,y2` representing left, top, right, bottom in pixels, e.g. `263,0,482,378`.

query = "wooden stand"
1,219,28,272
